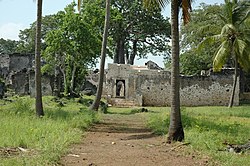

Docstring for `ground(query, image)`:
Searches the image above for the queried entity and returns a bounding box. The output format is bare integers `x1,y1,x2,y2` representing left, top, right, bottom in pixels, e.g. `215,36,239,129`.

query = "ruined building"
0,53,52,96
0,53,247,107
105,63,240,107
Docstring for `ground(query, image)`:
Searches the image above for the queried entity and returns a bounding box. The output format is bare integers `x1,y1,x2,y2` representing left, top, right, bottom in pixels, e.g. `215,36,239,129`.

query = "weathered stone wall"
0,53,34,78
10,71,29,95
180,74,239,106
0,54,10,78
9,53,33,72
136,70,171,106
29,71,53,97
106,63,239,106
0,53,52,96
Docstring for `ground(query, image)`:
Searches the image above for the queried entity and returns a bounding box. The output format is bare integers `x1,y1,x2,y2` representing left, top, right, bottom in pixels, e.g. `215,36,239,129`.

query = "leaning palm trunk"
228,55,238,108
89,0,111,111
167,0,184,143
35,0,44,116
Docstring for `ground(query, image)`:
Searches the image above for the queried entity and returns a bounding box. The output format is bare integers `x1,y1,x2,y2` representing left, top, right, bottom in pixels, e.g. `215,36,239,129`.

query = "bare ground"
59,112,211,166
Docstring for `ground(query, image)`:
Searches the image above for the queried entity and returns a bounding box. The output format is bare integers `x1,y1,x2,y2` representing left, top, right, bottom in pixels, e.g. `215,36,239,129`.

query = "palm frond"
220,24,236,36
197,35,222,52
213,40,231,72
224,0,234,24
232,0,250,25
235,39,250,71
216,13,229,24
198,24,218,35
143,0,169,10
181,0,192,25
234,39,246,57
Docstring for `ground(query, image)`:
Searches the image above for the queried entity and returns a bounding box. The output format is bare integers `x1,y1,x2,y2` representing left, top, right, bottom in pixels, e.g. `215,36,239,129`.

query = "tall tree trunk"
128,40,137,65
228,56,238,108
35,0,44,117
89,0,110,111
70,64,77,95
114,38,125,64
113,41,119,63
53,66,60,97
118,39,125,64
167,0,184,143
60,67,68,95
125,49,129,64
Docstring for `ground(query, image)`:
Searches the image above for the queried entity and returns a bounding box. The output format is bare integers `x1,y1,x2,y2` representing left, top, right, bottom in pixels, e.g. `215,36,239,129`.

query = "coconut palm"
143,0,192,142
199,0,250,108
78,0,111,111
34,0,44,116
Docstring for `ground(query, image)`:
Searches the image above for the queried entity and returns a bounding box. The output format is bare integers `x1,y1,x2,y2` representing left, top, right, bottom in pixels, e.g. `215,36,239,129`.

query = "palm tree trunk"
228,56,238,108
89,0,110,111
167,0,184,143
35,0,44,116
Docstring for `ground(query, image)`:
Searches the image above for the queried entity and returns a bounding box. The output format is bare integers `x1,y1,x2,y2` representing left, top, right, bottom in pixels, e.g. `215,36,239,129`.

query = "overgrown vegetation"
147,106,250,166
0,96,99,165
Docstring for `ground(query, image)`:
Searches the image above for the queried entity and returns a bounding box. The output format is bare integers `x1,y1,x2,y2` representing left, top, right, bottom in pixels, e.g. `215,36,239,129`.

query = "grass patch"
146,106,250,166
0,96,99,166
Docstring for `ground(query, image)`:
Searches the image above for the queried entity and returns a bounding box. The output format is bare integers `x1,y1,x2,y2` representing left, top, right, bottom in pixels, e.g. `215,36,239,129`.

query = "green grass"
146,106,250,166
0,96,99,166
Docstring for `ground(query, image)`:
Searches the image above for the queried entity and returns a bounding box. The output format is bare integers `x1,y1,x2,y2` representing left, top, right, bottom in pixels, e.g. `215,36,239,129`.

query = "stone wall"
10,70,29,95
9,53,34,72
0,53,34,78
0,53,52,96
29,71,53,97
0,54,10,78
106,63,239,106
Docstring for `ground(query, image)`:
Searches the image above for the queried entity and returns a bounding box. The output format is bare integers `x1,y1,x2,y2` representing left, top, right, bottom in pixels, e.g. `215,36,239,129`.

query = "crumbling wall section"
9,53,34,73
180,74,239,106
29,71,52,97
0,54,10,78
132,70,171,106
106,63,239,106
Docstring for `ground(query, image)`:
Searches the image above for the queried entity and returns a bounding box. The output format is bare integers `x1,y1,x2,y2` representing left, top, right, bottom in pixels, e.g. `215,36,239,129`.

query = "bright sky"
0,0,224,67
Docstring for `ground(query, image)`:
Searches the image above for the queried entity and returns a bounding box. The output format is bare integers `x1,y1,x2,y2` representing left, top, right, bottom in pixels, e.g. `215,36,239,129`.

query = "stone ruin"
0,53,52,97
105,63,240,107
0,53,245,107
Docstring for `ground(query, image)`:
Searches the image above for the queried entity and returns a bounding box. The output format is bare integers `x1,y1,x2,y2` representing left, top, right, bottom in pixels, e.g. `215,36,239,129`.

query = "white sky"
0,0,224,67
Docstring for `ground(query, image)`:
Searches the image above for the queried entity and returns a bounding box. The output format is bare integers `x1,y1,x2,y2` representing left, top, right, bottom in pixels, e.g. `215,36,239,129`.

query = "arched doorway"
116,80,125,98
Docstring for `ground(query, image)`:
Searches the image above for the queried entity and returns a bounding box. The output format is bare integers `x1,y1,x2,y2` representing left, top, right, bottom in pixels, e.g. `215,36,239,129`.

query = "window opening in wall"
116,80,125,98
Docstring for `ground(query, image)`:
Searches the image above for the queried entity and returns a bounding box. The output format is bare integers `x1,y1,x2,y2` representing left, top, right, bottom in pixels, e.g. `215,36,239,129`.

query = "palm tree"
34,0,44,116
78,0,111,111
143,0,192,142
199,0,250,108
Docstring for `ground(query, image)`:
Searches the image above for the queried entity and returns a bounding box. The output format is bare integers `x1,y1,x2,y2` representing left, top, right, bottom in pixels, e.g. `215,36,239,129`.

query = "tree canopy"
16,13,62,54
81,0,171,65
42,3,101,94
177,3,224,75
0,38,19,54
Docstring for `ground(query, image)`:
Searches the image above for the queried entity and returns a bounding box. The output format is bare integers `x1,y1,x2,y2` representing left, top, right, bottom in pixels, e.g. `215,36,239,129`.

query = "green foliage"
16,13,61,54
43,2,101,94
0,96,98,165
147,106,250,166
178,3,224,75
198,0,250,72
0,38,19,54
81,0,171,64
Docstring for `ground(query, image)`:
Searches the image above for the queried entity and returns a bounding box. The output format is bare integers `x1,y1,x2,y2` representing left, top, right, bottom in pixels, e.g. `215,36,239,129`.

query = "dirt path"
59,113,209,166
